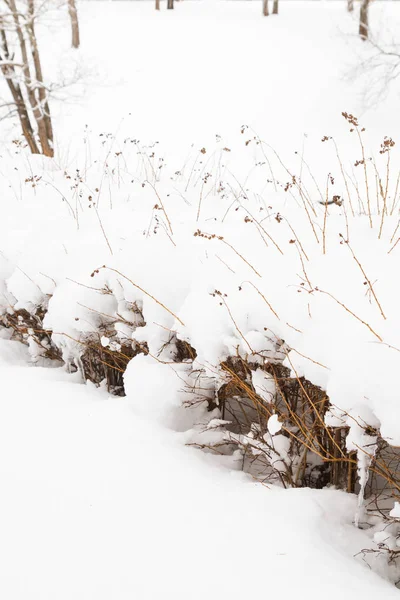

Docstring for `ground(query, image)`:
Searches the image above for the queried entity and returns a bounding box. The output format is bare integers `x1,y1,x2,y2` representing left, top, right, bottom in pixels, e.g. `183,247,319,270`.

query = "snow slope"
0,338,399,599
63,1,400,156
1,2,400,596
3,1,400,162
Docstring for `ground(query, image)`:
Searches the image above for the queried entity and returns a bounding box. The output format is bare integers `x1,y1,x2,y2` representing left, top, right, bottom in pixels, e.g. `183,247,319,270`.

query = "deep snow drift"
1,1,400,596
0,338,399,599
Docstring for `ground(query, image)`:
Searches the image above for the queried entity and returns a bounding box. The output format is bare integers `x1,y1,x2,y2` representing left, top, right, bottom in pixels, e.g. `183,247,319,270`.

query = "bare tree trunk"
8,0,52,155
27,0,54,155
68,0,80,49
348,0,354,12
272,0,278,14
0,29,40,154
263,0,269,16
155,0,160,9
167,0,173,8
0,0,54,157
359,0,370,41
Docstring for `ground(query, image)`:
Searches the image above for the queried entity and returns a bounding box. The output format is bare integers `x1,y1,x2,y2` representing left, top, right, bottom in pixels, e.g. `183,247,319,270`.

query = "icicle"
355,451,370,528
352,428,378,528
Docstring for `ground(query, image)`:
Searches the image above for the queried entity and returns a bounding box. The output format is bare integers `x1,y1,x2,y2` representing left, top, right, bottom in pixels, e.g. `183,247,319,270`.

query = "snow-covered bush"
1,114,400,522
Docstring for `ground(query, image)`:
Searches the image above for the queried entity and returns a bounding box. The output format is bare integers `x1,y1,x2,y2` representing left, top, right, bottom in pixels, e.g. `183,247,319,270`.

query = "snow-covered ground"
4,1,400,159
2,1,400,596
0,337,399,599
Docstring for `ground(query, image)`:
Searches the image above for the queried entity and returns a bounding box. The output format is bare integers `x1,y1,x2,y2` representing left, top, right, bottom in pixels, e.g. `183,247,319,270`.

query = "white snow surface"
1,1,400,594
0,337,399,599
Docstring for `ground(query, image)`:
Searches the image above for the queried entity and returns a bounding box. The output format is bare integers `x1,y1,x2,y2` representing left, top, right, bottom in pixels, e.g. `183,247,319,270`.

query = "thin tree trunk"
0,29,40,154
272,0,278,14
155,0,160,9
359,0,370,41
167,0,173,9
7,0,51,154
348,0,354,12
263,0,269,16
68,0,80,49
27,0,54,155
0,0,54,156
4,76,40,154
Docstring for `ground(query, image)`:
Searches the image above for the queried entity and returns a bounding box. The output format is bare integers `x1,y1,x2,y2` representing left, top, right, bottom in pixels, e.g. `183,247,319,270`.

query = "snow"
268,413,282,435
41,1,400,160
1,0,400,594
251,368,276,403
392,503,400,520
0,338,399,599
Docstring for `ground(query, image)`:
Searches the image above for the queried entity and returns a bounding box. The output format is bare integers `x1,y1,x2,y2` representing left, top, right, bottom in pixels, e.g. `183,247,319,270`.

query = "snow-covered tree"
0,0,54,156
